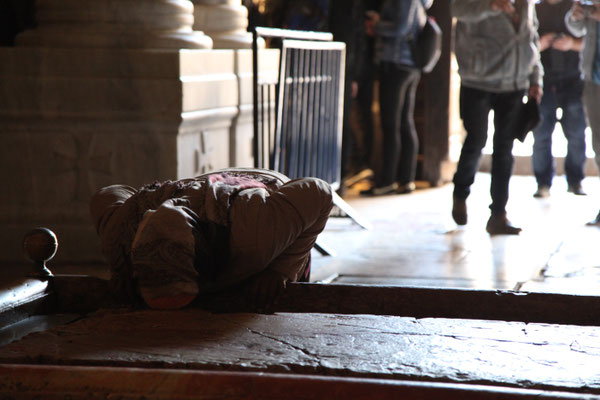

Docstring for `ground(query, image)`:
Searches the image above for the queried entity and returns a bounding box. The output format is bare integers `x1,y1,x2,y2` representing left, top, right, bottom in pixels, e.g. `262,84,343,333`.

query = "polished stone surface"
312,173,600,295
0,308,599,394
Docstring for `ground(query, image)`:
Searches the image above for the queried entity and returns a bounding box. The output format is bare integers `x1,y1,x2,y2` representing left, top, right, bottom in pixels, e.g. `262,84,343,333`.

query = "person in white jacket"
90,168,333,311
451,0,543,235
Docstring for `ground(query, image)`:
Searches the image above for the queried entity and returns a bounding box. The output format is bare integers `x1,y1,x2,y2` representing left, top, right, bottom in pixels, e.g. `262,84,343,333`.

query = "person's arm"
230,178,333,312
565,3,588,38
374,1,412,38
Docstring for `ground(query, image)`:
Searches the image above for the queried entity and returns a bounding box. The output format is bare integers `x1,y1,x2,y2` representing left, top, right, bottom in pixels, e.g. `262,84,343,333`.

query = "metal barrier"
252,27,345,189
252,27,371,236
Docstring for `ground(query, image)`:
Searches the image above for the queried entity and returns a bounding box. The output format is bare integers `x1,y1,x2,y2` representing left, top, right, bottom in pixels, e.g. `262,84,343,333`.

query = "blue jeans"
453,86,524,215
532,77,587,187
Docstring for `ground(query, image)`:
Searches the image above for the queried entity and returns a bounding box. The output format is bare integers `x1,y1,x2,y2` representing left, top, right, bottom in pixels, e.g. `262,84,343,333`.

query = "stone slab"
0,309,599,395
1,364,598,400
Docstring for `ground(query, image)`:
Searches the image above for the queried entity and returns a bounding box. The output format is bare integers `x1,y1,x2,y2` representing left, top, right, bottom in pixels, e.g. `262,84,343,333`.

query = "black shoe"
360,183,398,196
452,196,467,226
397,182,416,194
486,214,521,235
567,184,587,196
586,210,600,226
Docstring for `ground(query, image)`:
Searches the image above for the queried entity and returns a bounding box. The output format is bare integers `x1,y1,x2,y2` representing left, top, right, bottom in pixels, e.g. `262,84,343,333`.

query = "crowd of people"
314,0,600,234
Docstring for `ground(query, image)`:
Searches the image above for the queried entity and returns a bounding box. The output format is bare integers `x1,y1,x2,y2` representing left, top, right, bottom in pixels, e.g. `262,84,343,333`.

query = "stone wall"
0,0,279,264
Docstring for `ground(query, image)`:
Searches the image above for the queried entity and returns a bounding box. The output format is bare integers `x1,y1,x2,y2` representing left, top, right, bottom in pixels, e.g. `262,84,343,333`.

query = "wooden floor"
312,173,600,295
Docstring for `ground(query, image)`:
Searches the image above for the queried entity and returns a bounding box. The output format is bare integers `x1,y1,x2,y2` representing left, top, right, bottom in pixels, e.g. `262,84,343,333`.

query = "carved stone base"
0,47,280,263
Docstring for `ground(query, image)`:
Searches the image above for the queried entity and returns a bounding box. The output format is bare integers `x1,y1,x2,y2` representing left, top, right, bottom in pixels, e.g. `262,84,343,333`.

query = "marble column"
191,0,254,49
0,0,258,264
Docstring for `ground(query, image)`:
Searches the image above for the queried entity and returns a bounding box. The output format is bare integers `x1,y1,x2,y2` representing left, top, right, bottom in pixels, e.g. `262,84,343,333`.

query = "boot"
452,196,467,226
586,210,600,226
486,213,521,235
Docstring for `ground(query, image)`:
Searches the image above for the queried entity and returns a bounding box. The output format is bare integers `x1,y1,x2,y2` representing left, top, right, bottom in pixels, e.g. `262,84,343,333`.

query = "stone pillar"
191,0,254,49
0,0,253,264
16,0,213,49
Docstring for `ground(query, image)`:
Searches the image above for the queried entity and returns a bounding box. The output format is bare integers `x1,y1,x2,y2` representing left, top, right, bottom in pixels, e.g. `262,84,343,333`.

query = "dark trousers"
453,85,525,215
377,62,421,187
532,77,586,187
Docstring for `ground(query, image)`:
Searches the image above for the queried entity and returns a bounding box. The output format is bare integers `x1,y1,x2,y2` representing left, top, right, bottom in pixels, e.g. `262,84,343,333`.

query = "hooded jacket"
452,0,543,92
90,168,333,308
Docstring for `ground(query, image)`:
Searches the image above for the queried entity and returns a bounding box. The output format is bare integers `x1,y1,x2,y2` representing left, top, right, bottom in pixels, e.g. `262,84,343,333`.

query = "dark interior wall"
415,0,452,186
0,0,36,46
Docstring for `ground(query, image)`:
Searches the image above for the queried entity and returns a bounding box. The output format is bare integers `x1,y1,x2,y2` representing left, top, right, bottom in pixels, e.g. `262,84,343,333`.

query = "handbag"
410,15,442,73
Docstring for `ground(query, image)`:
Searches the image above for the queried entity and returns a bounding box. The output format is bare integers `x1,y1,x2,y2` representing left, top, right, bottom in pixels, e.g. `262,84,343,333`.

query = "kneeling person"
90,168,333,311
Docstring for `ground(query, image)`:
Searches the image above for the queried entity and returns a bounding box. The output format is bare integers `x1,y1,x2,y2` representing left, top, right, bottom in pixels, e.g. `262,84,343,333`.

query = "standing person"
451,0,543,235
353,0,384,178
532,0,587,199
360,0,433,196
566,1,600,225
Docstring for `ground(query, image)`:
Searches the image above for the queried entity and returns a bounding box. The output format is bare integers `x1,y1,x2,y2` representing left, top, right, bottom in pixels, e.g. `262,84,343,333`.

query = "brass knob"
23,227,56,280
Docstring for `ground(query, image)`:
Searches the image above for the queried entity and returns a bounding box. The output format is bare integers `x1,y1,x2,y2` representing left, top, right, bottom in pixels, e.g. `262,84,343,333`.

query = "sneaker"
586,210,600,226
360,182,398,196
397,182,416,194
533,185,550,198
567,184,587,196
452,196,467,226
486,214,521,235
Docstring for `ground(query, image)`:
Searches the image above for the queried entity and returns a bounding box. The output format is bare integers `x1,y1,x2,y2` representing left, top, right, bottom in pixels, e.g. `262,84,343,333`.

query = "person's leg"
396,69,421,189
559,78,587,194
583,81,600,225
531,85,557,192
452,85,492,224
487,89,525,234
356,72,376,170
375,62,407,189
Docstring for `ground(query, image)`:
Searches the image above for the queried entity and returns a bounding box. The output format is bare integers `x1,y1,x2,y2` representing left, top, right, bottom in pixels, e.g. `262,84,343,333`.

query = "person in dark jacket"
361,0,434,196
532,0,587,199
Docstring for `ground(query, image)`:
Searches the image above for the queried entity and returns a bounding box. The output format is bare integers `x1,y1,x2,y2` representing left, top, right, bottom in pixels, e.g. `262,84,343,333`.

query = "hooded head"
130,201,200,309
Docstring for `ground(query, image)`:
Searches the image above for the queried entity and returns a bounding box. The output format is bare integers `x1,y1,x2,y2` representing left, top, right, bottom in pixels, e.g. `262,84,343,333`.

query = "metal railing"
252,27,346,189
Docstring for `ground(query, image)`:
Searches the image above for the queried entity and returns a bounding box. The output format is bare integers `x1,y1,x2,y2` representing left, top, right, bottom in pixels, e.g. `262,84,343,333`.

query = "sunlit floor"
312,173,600,296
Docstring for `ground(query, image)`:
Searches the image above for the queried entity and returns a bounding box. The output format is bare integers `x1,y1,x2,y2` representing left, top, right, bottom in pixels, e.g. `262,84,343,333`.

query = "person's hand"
539,33,556,52
572,2,600,21
351,81,358,99
571,3,586,21
529,84,543,104
491,0,516,14
552,34,575,51
244,269,288,313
